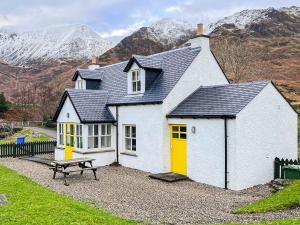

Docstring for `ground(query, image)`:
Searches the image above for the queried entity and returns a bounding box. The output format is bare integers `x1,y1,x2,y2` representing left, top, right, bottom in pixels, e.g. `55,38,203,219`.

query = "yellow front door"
65,123,75,160
170,124,187,175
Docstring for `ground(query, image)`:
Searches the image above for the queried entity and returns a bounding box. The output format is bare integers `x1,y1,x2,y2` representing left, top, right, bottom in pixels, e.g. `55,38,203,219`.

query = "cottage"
53,24,298,190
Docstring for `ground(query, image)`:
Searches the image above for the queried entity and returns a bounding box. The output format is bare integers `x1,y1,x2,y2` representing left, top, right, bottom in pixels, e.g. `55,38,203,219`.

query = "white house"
53,24,298,190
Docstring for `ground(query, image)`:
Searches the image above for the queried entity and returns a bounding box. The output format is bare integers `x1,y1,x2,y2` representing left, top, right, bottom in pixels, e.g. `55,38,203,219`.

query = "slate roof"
69,47,200,106
72,69,104,81
167,80,271,118
53,89,115,123
123,55,162,72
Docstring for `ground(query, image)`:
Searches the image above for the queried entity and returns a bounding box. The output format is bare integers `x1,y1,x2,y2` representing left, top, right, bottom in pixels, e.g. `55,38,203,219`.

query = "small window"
76,124,83,149
58,123,64,146
132,70,141,93
88,124,99,149
171,125,187,140
101,124,112,148
124,125,136,151
66,124,75,147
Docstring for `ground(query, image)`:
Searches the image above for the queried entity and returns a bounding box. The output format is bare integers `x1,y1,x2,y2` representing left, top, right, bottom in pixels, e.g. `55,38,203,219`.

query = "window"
58,123,64,146
101,124,111,148
171,125,187,139
131,70,141,93
76,124,83,149
77,79,84,89
88,125,99,149
66,124,74,147
124,125,136,151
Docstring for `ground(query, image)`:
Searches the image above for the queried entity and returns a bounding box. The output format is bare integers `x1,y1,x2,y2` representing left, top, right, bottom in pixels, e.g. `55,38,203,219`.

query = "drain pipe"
224,118,228,190
116,106,119,164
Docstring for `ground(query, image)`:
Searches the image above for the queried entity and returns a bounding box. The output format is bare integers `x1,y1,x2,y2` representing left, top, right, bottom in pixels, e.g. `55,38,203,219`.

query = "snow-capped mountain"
207,6,300,34
0,24,114,65
146,18,195,45
98,18,196,64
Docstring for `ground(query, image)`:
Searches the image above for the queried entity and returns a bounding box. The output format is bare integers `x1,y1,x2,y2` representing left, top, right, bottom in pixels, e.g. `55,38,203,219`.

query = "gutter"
224,118,228,189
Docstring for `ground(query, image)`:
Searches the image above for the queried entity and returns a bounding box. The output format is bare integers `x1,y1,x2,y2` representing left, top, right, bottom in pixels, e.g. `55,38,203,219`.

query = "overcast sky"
0,0,298,42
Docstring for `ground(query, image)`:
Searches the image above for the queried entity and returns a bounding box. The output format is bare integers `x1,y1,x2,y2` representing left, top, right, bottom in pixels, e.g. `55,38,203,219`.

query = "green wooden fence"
0,141,56,158
274,157,299,179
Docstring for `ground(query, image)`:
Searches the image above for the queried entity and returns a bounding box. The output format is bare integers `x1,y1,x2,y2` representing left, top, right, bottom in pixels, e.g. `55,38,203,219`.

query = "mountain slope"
0,24,113,65
208,6,300,103
98,18,196,64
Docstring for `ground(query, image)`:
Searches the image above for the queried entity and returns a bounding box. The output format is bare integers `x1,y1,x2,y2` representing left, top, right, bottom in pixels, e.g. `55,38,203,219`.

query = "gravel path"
1,158,300,225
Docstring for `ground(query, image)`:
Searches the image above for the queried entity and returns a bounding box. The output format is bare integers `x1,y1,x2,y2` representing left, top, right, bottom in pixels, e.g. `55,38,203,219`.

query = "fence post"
274,157,280,179
13,144,16,158
31,142,34,156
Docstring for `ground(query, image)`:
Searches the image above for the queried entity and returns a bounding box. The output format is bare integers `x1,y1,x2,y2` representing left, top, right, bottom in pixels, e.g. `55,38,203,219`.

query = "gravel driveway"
1,158,300,225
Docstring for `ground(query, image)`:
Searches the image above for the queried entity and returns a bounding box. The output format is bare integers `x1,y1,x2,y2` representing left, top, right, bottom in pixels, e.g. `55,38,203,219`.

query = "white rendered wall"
56,97,80,123
117,104,165,173
73,151,115,167
234,83,298,190
167,118,236,188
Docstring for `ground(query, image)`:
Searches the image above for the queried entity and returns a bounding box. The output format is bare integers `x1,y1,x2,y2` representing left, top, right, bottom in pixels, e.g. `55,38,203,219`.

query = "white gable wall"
56,97,80,123
233,83,298,190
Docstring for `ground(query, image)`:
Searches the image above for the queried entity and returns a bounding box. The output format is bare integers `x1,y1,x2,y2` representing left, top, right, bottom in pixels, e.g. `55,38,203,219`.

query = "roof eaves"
166,114,236,119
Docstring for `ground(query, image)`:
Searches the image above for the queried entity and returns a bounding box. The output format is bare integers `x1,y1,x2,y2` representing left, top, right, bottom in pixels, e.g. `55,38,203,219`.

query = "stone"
0,194,8,205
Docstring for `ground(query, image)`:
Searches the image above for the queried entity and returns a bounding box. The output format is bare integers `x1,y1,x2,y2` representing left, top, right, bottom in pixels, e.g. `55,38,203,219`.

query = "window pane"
94,125,98,135
59,134,64,145
132,139,136,151
131,126,136,138
79,137,83,148
137,81,141,91
107,125,111,135
70,136,74,147
106,136,111,147
180,126,186,133
180,133,187,139
101,136,106,148
88,125,93,136
125,138,131,150
172,126,178,132
94,137,99,148
70,125,74,135
136,71,139,80
125,126,130,137
172,133,179,138
88,137,93,149
132,71,136,81
101,125,106,135
132,82,137,92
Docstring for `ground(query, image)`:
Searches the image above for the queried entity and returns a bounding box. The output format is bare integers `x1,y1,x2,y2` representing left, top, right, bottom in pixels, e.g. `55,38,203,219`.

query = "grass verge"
0,165,140,225
234,180,300,214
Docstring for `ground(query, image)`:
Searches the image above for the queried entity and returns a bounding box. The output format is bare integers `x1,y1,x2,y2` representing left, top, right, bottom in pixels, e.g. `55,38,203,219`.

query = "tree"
211,37,262,83
0,92,8,113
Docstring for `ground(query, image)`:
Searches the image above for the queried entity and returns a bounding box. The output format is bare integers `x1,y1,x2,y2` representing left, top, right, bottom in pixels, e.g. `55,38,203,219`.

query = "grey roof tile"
66,89,115,123
167,80,271,118
75,69,104,80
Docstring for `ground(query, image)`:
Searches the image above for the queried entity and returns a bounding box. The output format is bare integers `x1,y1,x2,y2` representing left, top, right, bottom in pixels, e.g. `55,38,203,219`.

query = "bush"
0,93,8,113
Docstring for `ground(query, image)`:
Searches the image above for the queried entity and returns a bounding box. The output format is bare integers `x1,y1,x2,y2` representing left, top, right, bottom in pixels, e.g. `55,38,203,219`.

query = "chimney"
197,23,204,36
88,56,100,70
187,23,210,50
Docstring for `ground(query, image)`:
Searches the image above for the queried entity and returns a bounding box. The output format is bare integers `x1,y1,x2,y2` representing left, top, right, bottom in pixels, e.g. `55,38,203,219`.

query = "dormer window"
132,70,141,93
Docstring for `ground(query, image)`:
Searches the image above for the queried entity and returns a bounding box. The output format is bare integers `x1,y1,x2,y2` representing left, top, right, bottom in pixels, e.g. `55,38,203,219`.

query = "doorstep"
149,172,189,182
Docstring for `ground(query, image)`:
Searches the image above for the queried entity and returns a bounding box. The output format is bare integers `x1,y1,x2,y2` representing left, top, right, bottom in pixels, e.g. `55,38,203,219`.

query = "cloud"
99,21,145,39
165,5,183,13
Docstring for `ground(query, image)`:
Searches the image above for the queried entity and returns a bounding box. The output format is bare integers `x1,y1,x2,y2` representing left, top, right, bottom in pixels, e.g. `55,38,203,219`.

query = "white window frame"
101,124,112,149
124,125,136,152
76,124,83,149
131,70,141,93
58,123,64,146
88,124,99,149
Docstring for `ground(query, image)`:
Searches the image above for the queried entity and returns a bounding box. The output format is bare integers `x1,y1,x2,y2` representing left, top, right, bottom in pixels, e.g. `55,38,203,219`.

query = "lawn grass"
234,180,300,214
0,165,140,225
218,218,300,225
0,128,51,144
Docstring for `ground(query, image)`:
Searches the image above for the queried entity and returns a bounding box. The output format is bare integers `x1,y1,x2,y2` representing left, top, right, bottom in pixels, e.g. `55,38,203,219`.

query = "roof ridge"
198,80,271,89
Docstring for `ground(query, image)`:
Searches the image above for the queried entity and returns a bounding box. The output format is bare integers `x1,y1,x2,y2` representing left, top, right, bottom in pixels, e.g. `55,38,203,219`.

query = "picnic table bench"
50,158,98,186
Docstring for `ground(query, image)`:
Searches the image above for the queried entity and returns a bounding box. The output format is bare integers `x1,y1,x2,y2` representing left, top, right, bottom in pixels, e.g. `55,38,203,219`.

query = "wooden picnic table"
50,158,98,186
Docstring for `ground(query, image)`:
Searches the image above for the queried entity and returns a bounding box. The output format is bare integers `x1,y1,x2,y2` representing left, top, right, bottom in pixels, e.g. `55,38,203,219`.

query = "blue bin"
16,136,25,144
